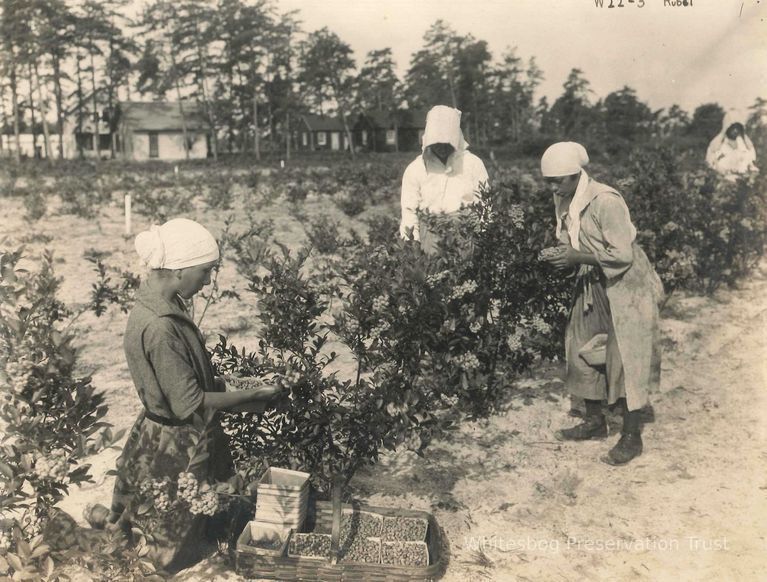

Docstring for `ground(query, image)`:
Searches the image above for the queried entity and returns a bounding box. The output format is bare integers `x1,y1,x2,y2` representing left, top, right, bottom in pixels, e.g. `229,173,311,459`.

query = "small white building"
117,101,209,161
1,133,63,159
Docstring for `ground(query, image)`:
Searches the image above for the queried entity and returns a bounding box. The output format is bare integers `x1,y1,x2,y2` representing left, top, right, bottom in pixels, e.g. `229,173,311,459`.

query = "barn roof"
299,113,346,131
119,101,208,132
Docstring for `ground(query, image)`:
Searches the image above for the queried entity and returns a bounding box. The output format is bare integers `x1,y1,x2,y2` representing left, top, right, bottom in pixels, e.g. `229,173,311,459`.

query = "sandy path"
332,268,767,582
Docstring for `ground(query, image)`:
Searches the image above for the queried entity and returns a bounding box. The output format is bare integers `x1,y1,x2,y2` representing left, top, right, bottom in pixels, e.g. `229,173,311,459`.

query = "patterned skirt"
110,411,234,573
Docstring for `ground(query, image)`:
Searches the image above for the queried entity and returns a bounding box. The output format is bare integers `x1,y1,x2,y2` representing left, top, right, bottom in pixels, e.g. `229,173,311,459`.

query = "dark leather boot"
554,416,608,441
602,432,643,465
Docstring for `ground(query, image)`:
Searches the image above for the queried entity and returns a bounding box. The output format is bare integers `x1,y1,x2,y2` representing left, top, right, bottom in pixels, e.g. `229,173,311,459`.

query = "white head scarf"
135,218,219,270
540,142,589,177
421,105,468,153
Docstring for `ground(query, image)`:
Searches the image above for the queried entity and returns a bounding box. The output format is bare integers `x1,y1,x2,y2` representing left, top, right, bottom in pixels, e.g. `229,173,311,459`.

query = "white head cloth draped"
541,141,604,251
421,105,468,153
135,218,219,270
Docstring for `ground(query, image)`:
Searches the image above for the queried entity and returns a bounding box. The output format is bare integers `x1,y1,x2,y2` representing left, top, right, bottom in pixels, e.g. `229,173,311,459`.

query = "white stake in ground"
125,193,132,235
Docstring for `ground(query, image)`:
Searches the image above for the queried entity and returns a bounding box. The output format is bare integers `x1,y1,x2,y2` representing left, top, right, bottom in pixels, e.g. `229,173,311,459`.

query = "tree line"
1,0,765,162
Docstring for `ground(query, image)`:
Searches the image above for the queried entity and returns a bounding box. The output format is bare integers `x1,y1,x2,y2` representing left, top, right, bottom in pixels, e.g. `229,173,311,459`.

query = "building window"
77,133,93,150
361,130,368,146
302,132,308,146
317,131,327,146
149,132,159,158
386,129,396,145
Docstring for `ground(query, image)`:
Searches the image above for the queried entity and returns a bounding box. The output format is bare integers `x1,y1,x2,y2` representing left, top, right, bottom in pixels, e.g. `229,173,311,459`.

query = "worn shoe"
554,417,608,441
601,432,643,465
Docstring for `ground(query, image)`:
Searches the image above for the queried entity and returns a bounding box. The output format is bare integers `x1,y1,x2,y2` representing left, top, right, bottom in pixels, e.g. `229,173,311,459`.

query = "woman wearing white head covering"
87,218,283,573
400,105,489,251
539,143,663,466
706,110,758,179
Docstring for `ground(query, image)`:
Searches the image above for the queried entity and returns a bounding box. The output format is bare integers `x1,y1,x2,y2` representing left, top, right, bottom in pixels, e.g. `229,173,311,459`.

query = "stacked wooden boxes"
255,467,310,532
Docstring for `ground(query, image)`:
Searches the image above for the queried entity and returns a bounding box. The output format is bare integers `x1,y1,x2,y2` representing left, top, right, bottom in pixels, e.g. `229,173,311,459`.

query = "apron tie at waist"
144,409,194,427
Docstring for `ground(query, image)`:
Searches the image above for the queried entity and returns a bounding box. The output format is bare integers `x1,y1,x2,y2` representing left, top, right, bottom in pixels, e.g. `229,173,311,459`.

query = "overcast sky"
276,0,766,114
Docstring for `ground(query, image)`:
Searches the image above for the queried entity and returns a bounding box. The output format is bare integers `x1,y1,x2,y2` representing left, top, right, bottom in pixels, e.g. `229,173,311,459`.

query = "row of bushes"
210,145,765,496
2,157,407,223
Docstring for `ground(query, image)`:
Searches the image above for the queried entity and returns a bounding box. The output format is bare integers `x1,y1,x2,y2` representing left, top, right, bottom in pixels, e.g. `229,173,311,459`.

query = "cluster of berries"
449,280,478,301
189,489,220,516
0,527,11,551
139,477,172,513
508,204,525,228
425,271,450,286
369,321,391,341
4,358,33,394
531,314,552,334
452,353,480,370
176,472,198,504
538,246,565,261
506,333,523,351
371,295,389,312
34,449,69,481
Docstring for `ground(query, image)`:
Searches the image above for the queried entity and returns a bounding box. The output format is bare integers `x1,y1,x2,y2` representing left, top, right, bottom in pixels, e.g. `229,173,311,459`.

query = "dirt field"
2,183,766,581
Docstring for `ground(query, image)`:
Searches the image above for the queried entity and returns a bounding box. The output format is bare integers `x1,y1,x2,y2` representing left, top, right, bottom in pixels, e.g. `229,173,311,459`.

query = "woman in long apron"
539,142,663,465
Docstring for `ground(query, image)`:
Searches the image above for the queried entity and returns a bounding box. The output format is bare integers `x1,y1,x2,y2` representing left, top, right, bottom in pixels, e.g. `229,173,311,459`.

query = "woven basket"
235,493,448,581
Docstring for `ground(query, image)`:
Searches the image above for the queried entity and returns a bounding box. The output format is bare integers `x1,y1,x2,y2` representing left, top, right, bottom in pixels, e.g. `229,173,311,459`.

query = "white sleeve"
400,162,422,240
705,138,723,170
470,155,490,203
475,158,489,188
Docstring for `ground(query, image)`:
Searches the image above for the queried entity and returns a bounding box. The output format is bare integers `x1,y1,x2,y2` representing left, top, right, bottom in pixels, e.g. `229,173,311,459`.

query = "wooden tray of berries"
234,499,448,581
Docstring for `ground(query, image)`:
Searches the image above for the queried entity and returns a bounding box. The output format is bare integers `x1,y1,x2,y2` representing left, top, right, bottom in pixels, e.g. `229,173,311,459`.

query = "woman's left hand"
544,245,579,272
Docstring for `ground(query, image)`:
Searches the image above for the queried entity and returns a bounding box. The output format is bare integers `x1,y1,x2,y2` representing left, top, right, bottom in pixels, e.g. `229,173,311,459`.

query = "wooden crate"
253,467,311,531
258,467,311,493
236,520,291,558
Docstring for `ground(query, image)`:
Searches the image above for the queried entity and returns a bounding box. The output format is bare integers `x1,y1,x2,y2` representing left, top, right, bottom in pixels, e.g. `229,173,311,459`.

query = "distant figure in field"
399,105,489,252
706,110,758,179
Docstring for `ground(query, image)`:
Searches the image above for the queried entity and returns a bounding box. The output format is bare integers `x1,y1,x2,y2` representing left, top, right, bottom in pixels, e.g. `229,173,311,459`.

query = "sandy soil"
2,186,765,581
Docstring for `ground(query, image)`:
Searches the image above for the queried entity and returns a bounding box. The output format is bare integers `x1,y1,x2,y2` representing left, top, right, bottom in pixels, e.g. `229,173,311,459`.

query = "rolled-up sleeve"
400,163,422,240
143,323,204,419
594,194,635,279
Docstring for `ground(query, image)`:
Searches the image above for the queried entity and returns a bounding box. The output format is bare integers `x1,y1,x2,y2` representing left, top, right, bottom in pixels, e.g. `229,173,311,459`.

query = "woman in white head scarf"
87,218,283,573
539,143,663,466
705,110,758,180
400,105,489,252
